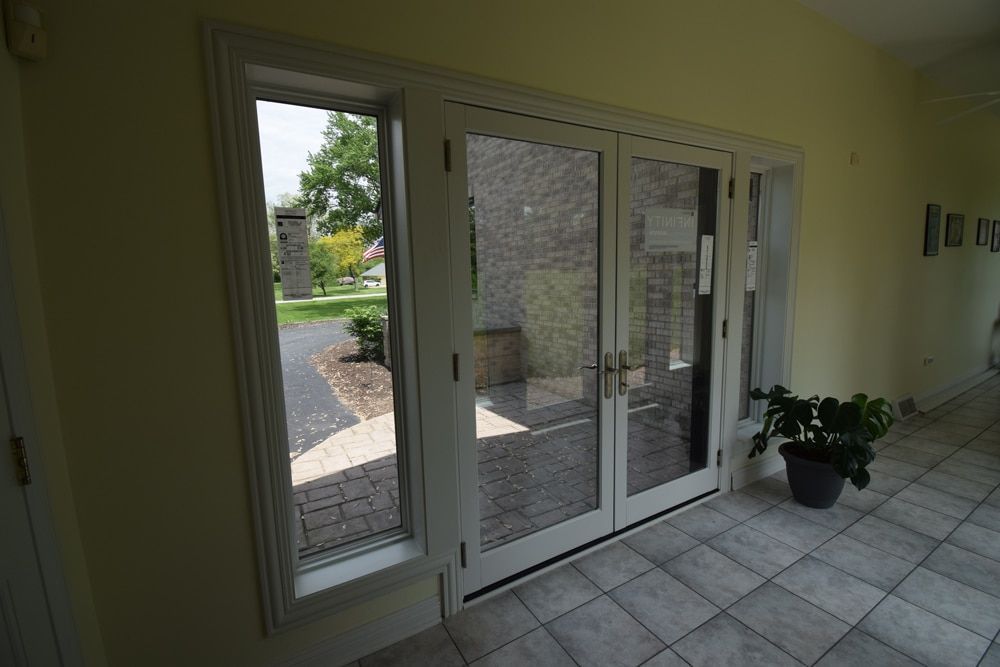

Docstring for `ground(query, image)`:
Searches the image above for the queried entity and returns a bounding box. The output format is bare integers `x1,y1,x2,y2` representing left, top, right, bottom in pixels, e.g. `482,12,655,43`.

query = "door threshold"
463,488,719,604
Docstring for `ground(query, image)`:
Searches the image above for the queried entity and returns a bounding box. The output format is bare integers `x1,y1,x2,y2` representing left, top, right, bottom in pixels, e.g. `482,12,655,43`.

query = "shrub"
344,305,386,361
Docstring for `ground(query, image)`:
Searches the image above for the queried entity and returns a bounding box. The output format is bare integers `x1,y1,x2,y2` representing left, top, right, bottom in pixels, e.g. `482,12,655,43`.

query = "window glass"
256,100,402,558
738,172,762,421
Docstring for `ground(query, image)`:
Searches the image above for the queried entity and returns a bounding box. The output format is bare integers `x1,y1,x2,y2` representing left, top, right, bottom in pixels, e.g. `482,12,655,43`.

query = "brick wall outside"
467,136,704,434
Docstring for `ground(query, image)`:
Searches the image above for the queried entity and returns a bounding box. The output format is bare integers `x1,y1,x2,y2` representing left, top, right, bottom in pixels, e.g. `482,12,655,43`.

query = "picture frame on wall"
993,220,1000,253
945,213,964,247
978,218,990,245
924,204,941,256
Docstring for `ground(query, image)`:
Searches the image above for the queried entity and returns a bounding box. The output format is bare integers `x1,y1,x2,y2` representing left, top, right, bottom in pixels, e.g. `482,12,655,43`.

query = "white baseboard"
731,452,784,490
915,365,999,413
281,595,441,667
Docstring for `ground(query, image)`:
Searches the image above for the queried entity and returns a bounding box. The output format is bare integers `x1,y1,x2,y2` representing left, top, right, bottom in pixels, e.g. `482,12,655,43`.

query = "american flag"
362,236,385,262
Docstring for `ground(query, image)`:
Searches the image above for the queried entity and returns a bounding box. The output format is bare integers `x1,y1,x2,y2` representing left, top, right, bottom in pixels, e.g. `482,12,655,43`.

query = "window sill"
294,535,425,600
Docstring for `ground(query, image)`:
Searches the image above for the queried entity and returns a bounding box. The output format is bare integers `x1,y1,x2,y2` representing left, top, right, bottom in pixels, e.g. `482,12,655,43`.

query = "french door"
446,104,732,592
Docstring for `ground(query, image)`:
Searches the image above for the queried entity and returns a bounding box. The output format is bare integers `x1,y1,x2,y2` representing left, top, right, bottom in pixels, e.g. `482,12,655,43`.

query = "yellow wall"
7,0,1000,664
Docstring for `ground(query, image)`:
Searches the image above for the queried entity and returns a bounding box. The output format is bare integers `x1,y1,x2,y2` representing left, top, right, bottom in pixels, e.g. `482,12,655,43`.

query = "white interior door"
0,356,62,666
613,135,732,528
447,105,734,594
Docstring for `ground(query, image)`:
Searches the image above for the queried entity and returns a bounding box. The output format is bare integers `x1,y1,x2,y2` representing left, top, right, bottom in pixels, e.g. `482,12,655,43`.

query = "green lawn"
273,282,385,300
276,294,388,326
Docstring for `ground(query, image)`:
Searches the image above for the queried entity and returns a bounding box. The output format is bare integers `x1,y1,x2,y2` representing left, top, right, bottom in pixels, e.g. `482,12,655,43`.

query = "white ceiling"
799,0,1000,113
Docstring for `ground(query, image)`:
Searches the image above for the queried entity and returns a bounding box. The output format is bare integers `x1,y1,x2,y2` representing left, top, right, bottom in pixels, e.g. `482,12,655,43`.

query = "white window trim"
203,21,804,625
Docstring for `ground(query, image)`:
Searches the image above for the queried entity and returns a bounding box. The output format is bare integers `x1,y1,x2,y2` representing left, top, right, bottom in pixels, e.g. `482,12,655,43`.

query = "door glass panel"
626,157,717,496
739,172,763,420
466,133,601,551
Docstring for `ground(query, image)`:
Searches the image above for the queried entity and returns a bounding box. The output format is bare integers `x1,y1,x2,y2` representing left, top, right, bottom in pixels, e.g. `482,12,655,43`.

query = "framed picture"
978,218,990,245
924,204,941,256
945,213,964,247
993,220,1000,253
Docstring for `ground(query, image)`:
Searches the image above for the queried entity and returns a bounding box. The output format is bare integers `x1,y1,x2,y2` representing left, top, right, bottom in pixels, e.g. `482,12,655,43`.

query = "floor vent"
894,394,919,420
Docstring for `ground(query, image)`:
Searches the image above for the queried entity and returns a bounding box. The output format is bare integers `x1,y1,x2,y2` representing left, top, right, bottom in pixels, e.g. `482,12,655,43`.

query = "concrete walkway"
275,289,385,304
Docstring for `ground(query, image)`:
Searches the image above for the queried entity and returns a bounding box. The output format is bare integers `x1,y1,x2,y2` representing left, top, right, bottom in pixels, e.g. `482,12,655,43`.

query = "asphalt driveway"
278,320,359,456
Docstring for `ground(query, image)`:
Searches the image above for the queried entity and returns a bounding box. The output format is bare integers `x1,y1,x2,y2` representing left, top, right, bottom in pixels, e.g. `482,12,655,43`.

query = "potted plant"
748,386,894,508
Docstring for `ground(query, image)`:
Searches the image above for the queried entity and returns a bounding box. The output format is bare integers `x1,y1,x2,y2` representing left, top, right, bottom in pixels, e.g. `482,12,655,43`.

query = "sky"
255,100,329,204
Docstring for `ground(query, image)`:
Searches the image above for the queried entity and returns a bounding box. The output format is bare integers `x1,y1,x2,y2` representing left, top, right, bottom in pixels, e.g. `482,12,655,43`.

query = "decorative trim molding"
280,596,442,667
915,365,999,413
731,451,784,490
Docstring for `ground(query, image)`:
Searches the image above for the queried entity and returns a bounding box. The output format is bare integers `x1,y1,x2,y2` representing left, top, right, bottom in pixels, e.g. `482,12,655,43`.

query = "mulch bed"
311,340,394,420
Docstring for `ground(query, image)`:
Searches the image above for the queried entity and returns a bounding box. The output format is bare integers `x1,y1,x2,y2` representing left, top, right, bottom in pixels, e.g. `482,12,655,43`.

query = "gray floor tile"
745,506,837,552
360,624,464,667
916,469,994,501
470,627,574,667
640,648,688,667
740,477,792,504
896,436,960,457
982,643,1000,667
894,567,1000,639
705,491,772,521
778,498,863,531
895,482,979,519
666,504,738,541
880,444,947,467
608,568,718,644
444,591,539,662
968,503,1000,532
773,556,885,624
844,515,939,564
912,426,978,446
872,497,960,539
990,487,1000,507
662,544,765,608
671,613,800,667
933,459,1000,485
952,448,1000,472
866,471,911,495
622,520,699,565
546,595,664,667
572,541,654,591
811,534,915,590
868,457,927,482
947,521,1000,561
815,629,919,667
836,485,889,512
859,595,990,666
514,564,601,623
970,439,1000,454
728,583,849,664
923,543,1000,598
708,525,804,578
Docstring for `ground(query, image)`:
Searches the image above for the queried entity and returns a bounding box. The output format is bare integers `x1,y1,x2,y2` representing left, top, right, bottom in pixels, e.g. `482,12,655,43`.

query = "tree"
309,238,338,296
325,228,365,288
298,112,382,243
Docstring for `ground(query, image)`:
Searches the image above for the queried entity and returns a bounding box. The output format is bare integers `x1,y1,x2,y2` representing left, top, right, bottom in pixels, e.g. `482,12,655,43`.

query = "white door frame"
614,135,733,528
0,196,82,665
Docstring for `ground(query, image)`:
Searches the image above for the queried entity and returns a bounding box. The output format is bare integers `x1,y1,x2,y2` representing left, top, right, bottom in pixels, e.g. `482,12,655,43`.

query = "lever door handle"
618,350,629,396
579,363,599,370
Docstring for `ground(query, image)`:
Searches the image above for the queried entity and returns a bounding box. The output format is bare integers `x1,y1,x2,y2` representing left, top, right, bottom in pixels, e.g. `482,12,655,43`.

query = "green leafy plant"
344,305,387,361
748,385,894,490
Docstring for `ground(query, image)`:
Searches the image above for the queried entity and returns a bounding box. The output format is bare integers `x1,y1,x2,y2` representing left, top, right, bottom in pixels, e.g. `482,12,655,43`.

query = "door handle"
618,350,629,396
603,352,617,399
579,363,599,371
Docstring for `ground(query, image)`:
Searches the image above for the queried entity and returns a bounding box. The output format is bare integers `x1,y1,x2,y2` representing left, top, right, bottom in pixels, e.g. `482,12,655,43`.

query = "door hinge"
444,139,452,172
722,319,728,338
728,177,735,199
452,353,460,381
10,436,31,486
716,449,723,466
460,542,467,568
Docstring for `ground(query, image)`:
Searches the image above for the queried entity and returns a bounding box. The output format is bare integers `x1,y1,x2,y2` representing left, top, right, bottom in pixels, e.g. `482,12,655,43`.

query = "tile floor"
355,374,1000,666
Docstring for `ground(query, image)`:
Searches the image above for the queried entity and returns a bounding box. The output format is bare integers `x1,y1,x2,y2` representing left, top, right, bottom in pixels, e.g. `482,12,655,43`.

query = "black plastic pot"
779,443,846,509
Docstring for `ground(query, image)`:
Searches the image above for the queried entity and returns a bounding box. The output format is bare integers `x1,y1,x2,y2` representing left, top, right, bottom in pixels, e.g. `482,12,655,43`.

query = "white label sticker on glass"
746,241,758,291
698,235,714,295
275,206,312,300
644,207,697,252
